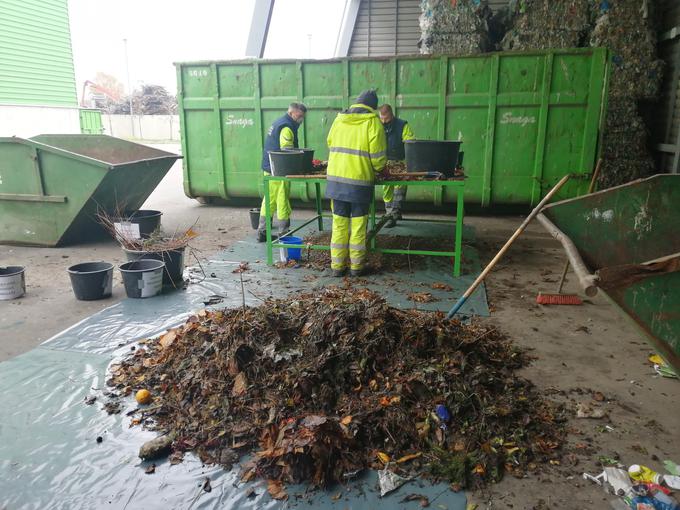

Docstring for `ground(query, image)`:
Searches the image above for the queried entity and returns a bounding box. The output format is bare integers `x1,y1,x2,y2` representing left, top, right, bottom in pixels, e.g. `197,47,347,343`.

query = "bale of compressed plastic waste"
419,0,493,54
501,0,591,50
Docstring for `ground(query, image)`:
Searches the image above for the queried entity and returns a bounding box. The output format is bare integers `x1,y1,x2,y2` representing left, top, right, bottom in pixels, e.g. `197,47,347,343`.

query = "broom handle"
555,158,602,294
447,174,571,318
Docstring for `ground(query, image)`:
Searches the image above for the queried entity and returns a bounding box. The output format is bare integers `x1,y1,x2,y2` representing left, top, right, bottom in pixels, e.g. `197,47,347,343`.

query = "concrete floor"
1,143,678,508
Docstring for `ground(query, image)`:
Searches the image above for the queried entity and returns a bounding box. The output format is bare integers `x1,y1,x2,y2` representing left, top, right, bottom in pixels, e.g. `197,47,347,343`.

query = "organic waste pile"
107,287,567,496
279,233,453,273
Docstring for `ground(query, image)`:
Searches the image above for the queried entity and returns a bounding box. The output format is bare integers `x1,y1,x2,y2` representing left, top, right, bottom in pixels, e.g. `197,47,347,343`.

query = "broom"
536,159,602,305
447,174,571,318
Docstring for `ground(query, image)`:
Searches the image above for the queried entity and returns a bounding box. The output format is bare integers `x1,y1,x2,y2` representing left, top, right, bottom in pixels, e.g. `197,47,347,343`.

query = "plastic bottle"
629,464,663,484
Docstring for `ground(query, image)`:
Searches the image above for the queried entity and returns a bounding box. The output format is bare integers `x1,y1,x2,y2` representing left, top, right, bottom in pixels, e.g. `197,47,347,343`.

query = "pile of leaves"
108,287,567,494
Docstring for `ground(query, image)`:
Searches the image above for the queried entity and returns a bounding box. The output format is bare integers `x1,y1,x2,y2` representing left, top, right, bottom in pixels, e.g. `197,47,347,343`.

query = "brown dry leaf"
240,468,256,482
232,372,247,397
396,452,422,464
168,451,184,465
331,492,342,501
340,415,352,426
159,330,177,349
400,494,430,507
144,463,156,474
267,480,288,500
227,358,240,377
408,292,436,303
431,282,453,291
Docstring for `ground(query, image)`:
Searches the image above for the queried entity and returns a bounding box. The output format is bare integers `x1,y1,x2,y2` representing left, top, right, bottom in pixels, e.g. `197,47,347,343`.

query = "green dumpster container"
176,48,609,207
0,135,181,247
538,175,680,375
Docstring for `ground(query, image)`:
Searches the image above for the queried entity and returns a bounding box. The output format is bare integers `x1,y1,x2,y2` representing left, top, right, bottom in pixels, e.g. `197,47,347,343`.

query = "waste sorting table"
263,175,466,277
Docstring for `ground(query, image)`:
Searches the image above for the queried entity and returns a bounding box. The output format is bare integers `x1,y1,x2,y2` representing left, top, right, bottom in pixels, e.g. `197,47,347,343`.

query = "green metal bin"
537,174,680,375
0,135,181,247
176,48,609,207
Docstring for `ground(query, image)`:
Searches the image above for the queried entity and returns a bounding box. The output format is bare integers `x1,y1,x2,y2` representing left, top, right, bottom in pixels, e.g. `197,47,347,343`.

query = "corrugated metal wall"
654,0,680,173
347,0,512,57
348,0,421,56
0,0,78,106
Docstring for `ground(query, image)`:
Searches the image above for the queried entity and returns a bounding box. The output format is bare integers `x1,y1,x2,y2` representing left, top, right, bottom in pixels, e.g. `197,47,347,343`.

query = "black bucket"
119,259,164,299
123,246,185,287
405,140,462,176
269,150,304,176
67,262,113,301
249,208,260,230
115,210,162,239
285,148,314,172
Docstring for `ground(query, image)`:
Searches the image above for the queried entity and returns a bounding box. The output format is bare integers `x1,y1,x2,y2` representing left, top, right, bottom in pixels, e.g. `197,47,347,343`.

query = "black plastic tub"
0,266,26,300
249,208,260,229
119,259,164,299
269,150,304,176
115,210,162,239
67,262,113,301
123,246,185,287
285,148,314,172
405,140,462,176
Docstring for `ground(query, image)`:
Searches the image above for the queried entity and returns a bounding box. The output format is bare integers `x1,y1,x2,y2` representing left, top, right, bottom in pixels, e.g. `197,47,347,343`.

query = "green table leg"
315,182,323,231
264,176,273,265
454,185,465,277
369,186,376,250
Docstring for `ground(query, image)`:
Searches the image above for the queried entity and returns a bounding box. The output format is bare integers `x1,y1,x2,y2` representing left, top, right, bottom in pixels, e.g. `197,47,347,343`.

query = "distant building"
0,0,80,136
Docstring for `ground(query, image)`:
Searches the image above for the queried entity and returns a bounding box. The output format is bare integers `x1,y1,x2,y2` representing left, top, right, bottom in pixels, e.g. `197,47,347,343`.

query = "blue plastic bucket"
279,236,303,261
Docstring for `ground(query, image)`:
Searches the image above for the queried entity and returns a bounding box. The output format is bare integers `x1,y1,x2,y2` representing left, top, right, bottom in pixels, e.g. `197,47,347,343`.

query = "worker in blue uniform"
379,104,415,228
257,102,307,242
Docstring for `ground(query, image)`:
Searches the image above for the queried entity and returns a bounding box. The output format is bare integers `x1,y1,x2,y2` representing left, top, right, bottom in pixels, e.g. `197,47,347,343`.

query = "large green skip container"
176,48,609,207
0,135,181,247
538,175,680,375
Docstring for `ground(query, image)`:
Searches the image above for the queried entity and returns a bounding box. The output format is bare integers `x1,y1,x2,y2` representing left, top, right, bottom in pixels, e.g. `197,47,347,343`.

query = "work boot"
332,268,347,278
350,267,366,277
385,214,397,229
257,230,279,243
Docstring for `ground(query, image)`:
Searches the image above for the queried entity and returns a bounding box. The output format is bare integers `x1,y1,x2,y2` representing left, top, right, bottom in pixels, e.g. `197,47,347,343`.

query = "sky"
68,0,348,100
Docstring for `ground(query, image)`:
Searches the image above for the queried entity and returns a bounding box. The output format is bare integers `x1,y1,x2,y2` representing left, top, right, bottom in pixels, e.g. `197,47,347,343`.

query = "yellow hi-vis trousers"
330,200,369,271
258,172,291,232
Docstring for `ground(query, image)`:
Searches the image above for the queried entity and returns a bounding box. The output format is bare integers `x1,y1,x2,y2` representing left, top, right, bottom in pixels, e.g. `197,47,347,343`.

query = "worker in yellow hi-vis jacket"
257,102,307,242
379,104,415,228
325,90,387,277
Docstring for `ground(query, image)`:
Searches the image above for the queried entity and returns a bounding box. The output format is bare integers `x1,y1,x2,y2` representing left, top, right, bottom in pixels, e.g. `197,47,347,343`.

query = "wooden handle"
460,174,571,301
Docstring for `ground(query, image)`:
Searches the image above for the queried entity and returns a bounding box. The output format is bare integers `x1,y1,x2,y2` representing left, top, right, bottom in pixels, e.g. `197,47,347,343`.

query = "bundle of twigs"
96,207,198,252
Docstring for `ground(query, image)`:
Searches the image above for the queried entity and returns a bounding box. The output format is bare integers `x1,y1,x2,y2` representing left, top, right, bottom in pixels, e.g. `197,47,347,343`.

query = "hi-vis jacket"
325,104,387,203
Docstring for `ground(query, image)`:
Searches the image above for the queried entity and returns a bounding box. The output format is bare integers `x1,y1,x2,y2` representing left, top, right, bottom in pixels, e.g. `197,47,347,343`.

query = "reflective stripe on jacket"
325,104,387,203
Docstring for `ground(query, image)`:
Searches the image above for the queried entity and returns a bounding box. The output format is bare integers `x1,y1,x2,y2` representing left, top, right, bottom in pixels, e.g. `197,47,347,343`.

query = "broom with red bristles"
536,159,602,306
